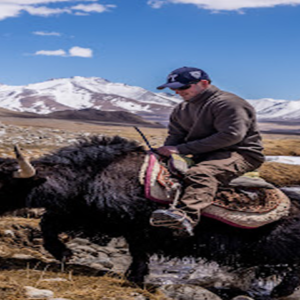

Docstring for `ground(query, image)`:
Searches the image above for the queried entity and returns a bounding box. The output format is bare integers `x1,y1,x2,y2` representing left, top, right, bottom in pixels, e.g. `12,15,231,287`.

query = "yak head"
0,146,46,215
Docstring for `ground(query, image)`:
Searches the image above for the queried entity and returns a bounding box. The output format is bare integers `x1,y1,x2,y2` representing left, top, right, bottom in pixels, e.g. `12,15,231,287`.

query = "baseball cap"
157,67,211,90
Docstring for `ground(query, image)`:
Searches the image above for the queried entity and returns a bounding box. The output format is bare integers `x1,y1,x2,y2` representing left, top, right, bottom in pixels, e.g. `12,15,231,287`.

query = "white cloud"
73,11,88,15
24,5,70,16
35,49,66,56
33,46,93,57
148,0,300,11
69,46,93,57
0,0,116,21
147,0,165,8
33,31,62,36
0,4,22,20
71,3,115,13
4,0,73,4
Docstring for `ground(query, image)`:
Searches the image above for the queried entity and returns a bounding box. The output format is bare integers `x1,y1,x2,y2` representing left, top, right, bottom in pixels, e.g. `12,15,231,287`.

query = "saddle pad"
140,153,291,229
139,152,180,204
213,187,277,213
203,188,291,229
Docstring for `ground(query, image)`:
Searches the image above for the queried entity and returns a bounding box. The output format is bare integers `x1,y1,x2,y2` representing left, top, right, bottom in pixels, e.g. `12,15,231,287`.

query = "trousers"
178,151,263,226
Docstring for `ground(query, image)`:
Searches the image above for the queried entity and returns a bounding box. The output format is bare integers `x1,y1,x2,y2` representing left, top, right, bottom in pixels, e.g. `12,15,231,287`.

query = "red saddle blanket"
139,153,291,229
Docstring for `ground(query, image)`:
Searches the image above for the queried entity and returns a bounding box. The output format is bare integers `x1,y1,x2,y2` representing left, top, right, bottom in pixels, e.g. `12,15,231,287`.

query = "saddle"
139,152,291,229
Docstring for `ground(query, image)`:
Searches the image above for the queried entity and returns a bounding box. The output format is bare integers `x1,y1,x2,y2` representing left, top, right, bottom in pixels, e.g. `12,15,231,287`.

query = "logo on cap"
168,74,178,82
189,71,202,79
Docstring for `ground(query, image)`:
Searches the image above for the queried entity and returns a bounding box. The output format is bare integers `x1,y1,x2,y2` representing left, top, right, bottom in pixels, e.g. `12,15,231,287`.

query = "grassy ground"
0,269,171,300
262,138,300,156
260,162,300,186
0,270,169,300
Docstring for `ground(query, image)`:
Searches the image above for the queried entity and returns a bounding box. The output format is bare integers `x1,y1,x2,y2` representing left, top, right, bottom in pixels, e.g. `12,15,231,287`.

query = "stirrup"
150,209,186,227
150,209,194,236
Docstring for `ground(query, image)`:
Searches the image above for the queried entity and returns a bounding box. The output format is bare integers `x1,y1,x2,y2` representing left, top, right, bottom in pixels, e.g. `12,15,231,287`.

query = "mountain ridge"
0,77,299,124
0,76,180,126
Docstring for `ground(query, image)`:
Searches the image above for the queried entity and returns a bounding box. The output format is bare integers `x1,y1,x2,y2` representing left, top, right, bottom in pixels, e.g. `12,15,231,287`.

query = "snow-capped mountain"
248,98,300,121
0,77,299,124
0,76,180,125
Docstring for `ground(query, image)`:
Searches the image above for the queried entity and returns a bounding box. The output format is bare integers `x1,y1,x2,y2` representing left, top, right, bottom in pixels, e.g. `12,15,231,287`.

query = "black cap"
157,66,211,90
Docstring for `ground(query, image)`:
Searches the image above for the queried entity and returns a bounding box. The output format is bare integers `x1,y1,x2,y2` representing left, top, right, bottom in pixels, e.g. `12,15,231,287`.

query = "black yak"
1,135,300,299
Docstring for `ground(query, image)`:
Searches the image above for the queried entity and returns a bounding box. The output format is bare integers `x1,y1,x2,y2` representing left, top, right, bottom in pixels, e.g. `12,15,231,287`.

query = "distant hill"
43,108,164,127
0,107,37,118
0,107,164,128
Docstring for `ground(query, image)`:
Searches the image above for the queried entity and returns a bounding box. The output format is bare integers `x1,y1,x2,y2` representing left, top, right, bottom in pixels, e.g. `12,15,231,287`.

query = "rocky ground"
1,121,300,299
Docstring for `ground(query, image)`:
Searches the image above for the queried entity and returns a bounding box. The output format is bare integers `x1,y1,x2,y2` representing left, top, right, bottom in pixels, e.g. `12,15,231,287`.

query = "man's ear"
200,80,210,89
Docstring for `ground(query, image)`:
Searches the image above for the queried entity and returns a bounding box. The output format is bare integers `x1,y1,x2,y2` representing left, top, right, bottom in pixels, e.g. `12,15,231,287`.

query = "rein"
134,126,158,154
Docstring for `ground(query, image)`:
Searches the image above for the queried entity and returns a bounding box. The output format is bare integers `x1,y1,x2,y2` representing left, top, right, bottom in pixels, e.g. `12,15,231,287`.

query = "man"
150,66,264,236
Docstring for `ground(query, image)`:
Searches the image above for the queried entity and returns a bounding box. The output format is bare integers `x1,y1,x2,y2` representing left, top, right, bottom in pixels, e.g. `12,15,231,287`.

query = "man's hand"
156,146,179,157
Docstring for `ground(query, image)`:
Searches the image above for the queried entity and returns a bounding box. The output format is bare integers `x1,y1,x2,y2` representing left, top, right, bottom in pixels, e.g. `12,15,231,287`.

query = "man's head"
157,67,211,101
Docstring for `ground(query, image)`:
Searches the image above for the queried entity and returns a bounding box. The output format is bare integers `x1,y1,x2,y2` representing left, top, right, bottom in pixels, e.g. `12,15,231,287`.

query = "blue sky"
0,0,300,100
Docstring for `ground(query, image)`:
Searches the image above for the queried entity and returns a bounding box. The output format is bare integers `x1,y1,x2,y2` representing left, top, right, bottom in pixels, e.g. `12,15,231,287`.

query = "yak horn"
13,145,36,178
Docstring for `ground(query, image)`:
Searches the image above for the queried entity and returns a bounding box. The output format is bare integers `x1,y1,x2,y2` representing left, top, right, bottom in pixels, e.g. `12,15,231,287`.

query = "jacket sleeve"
176,100,253,155
164,109,187,146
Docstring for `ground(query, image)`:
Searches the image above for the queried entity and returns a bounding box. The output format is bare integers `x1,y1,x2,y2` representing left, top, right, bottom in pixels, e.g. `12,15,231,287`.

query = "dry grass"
260,162,300,187
0,125,168,159
262,138,300,156
258,137,300,186
0,269,169,300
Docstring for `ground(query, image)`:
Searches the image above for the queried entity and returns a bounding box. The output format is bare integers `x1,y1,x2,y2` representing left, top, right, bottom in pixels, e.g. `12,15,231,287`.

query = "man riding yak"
150,67,265,236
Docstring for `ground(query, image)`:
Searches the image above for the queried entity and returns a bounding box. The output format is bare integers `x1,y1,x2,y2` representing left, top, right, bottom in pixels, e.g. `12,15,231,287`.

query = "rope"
134,126,157,153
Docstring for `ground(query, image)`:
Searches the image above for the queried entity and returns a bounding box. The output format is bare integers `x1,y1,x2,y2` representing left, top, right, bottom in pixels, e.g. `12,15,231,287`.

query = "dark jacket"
164,85,264,163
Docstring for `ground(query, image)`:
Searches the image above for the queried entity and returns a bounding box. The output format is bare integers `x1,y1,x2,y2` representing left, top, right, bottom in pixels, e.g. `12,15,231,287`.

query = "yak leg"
125,254,149,284
125,241,150,284
40,212,73,261
271,267,300,298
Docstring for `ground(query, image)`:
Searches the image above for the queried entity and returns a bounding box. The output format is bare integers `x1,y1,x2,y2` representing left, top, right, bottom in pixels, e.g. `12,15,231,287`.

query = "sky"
0,0,300,100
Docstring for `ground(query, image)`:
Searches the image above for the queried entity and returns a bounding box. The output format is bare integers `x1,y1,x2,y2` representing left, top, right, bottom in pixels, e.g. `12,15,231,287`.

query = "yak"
0,135,300,300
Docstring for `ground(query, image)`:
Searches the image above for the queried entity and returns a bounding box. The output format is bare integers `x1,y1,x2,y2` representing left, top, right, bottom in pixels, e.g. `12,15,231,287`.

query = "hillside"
0,77,180,126
44,108,164,127
0,107,164,129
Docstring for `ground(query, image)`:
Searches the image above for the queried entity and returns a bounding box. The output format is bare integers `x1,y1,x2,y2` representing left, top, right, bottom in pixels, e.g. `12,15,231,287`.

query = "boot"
150,208,194,237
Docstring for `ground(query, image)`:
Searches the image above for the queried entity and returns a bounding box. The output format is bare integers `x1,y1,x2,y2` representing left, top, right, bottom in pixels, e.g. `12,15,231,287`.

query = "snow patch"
266,156,300,165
